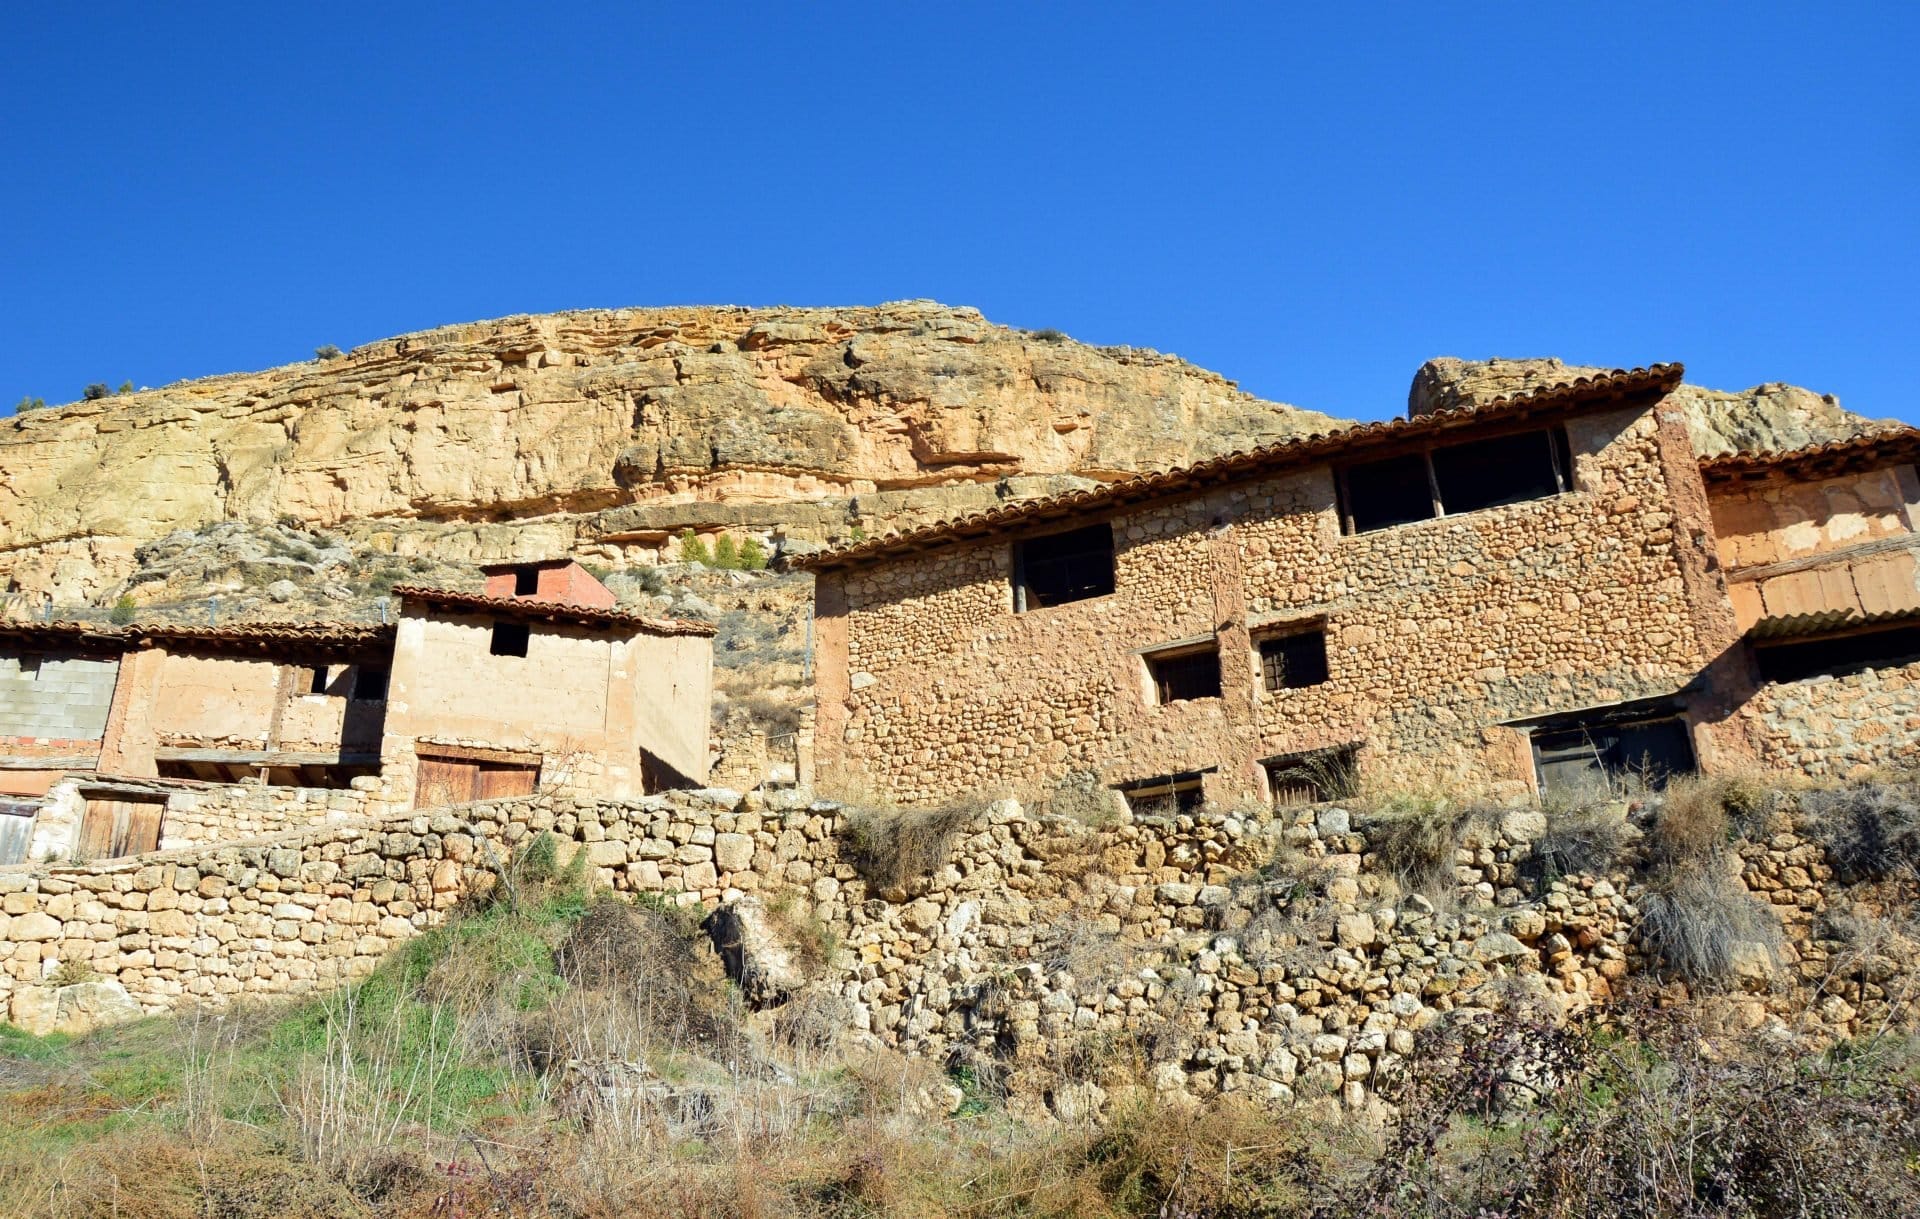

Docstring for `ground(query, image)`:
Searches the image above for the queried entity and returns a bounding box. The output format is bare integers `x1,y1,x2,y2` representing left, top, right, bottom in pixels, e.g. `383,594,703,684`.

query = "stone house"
0,560,713,862
798,365,1920,808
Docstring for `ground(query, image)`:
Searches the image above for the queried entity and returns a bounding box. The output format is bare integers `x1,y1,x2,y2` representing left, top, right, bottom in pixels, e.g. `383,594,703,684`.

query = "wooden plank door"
77,798,166,860
0,804,36,866
474,763,538,800
122,800,164,855
414,757,478,810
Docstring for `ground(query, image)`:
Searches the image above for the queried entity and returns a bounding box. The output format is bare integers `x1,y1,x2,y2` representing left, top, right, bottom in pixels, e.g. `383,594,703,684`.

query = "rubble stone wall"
0,784,1895,1114
1736,661,1920,779
820,402,1736,804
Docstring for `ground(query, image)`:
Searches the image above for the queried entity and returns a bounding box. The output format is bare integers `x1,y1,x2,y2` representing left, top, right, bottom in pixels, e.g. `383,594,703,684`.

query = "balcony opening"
1339,426,1571,534
1753,623,1920,684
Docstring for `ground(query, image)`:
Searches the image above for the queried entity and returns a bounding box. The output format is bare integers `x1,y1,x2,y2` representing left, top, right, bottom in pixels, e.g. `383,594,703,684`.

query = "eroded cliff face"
1409,356,1886,456
0,302,1343,602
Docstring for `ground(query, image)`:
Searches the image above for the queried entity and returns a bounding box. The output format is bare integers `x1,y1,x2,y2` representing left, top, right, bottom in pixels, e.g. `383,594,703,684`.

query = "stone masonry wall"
823,402,1734,804
1,782,1901,1117
1737,660,1920,780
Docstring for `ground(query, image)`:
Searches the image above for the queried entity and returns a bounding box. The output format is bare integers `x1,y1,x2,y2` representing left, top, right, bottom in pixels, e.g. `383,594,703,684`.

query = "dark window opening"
490,621,530,657
352,666,390,701
1013,523,1115,611
1263,745,1359,807
1259,629,1329,691
1341,453,1435,532
1532,713,1696,799
307,665,330,695
1146,646,1222,704
1754,625,1920,684
1339,426,1570,534
1117,771,1207,818
513,566,539,596
1431,429,1568,515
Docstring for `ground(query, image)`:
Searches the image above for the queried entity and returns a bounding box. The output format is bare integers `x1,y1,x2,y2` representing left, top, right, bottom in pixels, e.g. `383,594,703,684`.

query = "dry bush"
841,801,979,893
1358,805,1478,898
544,898,742,1061
1042,771,1122,828
1802,774,1920,884
1637,865,1782,988
763,890,838,978
1530,798,1634,883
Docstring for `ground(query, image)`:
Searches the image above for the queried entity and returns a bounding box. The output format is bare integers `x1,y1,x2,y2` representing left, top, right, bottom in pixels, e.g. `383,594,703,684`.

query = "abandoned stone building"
798,365,1920,809
0,560,713,864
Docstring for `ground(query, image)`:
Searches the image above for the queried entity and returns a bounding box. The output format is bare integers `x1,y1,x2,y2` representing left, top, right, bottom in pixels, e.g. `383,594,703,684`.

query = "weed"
840,800,979,893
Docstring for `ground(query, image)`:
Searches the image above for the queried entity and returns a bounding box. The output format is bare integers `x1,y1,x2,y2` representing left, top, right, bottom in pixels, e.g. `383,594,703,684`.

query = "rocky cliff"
0,302,1342,602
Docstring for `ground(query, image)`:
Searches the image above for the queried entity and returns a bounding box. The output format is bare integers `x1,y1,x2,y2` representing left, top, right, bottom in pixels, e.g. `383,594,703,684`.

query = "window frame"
1141,642,1224,705
1261,744,1360,807
1116,770,1209,818
1335,424,1572,535
1255,623,1330,693
1011,522,1117,613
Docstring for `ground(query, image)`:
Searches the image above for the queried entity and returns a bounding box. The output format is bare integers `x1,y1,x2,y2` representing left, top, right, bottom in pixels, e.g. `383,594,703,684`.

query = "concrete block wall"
0,656,119,741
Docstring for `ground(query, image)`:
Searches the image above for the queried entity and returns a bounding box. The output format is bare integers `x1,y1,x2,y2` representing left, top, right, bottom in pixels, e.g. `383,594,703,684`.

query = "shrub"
1637,863,1781,987
82,383,110,401
737,535,768,570
841,801,978,893
116,381,133,395
13,396,45,412
677,528,710,565
1359,805,1476,897
314,344,342,360
711,534,739,569
1531,799,1634,882
1803,776,1920,883
1029,327,1069,343
108,594,137,626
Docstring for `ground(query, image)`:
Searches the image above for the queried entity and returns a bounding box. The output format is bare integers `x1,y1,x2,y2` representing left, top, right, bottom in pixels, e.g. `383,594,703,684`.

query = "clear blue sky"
3,4,1914,424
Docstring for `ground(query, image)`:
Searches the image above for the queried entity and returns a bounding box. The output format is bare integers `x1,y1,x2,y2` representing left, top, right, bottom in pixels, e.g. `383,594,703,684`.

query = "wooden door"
77,798,166,860
0,803,37,866
475,763,537,800
414,757,478,810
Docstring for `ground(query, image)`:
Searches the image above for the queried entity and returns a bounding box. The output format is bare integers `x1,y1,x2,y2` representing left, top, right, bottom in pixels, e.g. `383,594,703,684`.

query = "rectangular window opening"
513,566,540,596
1263,745,1359,807
1117,771,1207,818
1013,523,1115,611
1340,426,1570,534
1531,711,1696,799
490,621,531,657
1753,624,1920,684
1258,627,1329,691
1432,428,1568,514
352,666,390,701
306,665,330,695
1145,645,1222,704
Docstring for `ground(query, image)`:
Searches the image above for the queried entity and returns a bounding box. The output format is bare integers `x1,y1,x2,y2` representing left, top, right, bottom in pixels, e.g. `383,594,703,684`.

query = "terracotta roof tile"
792,363,1684,572
0,619,394,651
1698,427,1920,482
392,585,716,636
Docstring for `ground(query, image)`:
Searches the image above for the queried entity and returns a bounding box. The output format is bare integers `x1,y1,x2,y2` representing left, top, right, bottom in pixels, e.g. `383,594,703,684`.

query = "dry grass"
840,800,981,894
1802,772,1920,884
1357,805,1479,898
1530,797,1635,882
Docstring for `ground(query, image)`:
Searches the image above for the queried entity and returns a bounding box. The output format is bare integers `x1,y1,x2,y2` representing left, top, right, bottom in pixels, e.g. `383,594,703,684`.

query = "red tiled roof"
0,619,394,652
792,363,1685,573
1698,427,1920,483
392,585,716,636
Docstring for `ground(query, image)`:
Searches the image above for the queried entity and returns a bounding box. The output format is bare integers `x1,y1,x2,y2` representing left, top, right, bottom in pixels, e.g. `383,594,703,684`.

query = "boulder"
704,896,806,1007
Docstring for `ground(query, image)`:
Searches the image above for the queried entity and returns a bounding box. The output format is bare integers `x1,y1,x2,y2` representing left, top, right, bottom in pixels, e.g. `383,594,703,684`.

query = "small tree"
314,344,342,360
738,535,768,570
678,528,710,566
13,396,45,412
116,381,133,395
82,383,110,401
712,534,739,570
108,595,137,626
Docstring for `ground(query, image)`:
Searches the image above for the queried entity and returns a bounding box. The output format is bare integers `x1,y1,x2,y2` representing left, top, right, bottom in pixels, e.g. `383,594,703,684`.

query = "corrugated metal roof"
392,585,716,636
791,363,1684,573
1747,607,1920,641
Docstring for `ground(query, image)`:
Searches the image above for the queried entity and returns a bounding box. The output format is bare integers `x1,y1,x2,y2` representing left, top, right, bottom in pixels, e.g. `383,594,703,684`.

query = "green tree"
314,344,342,360
116,381,134,395
678,528,710,566
82,383,110,401
712,534,739,570
108,595,137,626
738,535,768,570
13,396,46,412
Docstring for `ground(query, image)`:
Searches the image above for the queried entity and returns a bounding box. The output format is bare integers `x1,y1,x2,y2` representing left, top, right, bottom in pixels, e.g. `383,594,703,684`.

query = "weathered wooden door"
414,757,477,809
475,763,537,800
0,803,37,865
77,797,166,860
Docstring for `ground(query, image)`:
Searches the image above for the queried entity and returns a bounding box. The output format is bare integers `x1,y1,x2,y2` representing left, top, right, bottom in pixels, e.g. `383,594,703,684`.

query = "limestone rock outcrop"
1410,355,1887,457
0,302,1342,602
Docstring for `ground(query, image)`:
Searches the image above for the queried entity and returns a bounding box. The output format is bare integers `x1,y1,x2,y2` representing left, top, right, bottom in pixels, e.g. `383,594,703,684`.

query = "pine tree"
738,535,768,570
678,528,710,566
712,534,739,569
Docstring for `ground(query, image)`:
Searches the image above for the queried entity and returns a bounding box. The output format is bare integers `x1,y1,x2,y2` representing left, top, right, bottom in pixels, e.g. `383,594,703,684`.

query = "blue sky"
2,4,1914,424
